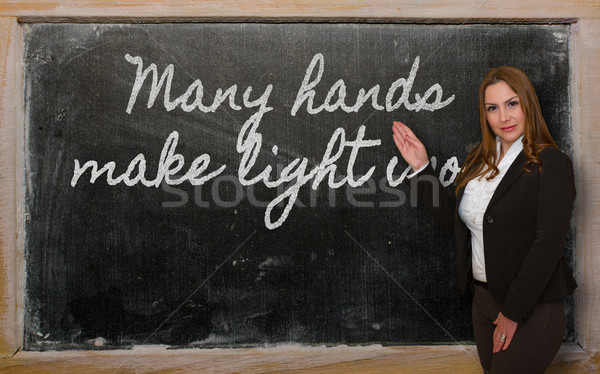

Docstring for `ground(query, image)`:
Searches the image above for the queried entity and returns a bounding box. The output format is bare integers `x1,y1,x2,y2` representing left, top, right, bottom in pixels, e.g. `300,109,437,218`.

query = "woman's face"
484,80,526,154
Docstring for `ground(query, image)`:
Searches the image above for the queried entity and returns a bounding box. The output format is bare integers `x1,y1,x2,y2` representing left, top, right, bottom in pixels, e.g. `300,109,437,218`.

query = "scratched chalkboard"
23,23,573,350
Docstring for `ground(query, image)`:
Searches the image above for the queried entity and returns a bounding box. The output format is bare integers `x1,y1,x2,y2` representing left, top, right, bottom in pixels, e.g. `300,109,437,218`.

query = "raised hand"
392,121,429,171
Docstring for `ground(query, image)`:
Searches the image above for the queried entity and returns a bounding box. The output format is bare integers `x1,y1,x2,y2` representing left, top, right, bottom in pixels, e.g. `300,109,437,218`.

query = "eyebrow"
484,96,519,106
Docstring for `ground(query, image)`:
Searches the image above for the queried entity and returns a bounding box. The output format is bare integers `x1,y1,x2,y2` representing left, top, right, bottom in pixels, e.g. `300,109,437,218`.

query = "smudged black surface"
23,23,572,349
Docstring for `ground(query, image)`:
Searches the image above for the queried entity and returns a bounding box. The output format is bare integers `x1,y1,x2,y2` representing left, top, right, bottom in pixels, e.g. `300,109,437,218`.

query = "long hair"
455,66,557,194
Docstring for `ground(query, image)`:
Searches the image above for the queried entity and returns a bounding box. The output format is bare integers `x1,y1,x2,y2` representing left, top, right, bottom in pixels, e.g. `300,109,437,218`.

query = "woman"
392,66,576,374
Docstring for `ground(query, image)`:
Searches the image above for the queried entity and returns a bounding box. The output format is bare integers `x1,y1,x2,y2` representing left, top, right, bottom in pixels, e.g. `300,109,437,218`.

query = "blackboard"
23,23,573,350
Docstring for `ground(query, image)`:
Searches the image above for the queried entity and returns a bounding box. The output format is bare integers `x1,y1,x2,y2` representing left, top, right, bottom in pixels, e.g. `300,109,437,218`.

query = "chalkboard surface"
23,23,572,350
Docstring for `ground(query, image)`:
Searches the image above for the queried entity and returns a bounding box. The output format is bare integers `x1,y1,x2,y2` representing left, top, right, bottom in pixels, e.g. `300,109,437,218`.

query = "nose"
499,107,509,122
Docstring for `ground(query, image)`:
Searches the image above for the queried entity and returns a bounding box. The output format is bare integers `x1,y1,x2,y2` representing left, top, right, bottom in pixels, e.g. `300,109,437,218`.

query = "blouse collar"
496,134,524,166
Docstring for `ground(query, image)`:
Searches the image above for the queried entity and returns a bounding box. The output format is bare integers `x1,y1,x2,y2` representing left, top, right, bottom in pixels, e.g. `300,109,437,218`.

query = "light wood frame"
1,1,599,372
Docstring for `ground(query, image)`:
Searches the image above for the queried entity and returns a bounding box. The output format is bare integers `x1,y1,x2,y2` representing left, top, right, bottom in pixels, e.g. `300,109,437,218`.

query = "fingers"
392,121,407,142
502,333,514,351
492,328,515,353
392,126,405,147
396,121,418,140
392,133,406,154
492,329,503,354
394,122,424,150
492,312,518,354
391,120,430,171
392,123,412,156
392,122,408,147
393,121,413,144
392,121,421,151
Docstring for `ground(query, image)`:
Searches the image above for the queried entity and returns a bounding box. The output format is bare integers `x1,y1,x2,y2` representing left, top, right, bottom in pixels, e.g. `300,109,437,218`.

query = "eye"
486,105,497,112
507,100,519,108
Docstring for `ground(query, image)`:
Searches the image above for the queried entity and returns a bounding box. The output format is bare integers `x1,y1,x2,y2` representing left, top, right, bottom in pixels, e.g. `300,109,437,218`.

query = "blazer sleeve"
501,148,576,323
403,163,456,232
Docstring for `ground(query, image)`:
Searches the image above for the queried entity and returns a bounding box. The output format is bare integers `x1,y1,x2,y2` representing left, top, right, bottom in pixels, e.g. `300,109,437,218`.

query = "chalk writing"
71,53,458,229
291,54,455,116
71,131,226,187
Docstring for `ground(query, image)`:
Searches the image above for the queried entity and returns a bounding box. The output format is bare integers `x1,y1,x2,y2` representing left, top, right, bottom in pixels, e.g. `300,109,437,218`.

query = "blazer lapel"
487,151,526,208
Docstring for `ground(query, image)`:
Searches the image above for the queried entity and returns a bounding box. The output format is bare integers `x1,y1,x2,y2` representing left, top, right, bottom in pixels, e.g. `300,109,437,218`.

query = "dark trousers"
472,284,565,374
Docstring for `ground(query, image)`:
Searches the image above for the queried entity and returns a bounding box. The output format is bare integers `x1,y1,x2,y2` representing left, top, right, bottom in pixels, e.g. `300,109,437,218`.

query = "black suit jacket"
406,146,577,323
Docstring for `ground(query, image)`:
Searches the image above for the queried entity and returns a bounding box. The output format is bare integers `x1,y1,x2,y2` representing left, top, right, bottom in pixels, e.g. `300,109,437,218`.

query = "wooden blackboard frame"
1,1,599,372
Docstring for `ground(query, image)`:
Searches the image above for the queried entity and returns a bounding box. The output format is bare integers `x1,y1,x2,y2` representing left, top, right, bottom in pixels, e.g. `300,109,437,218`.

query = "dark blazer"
406,146,577,323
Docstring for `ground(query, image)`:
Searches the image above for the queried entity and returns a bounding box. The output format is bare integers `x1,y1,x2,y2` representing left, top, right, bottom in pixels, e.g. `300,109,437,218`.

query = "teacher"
392,66,577,373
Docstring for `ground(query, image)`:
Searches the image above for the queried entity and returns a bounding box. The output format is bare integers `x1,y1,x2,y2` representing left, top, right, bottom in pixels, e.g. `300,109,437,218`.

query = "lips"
501,125,517,132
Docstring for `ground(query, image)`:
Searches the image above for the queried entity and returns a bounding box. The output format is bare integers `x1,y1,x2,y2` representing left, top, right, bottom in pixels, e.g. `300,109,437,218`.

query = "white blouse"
458,135,524,282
